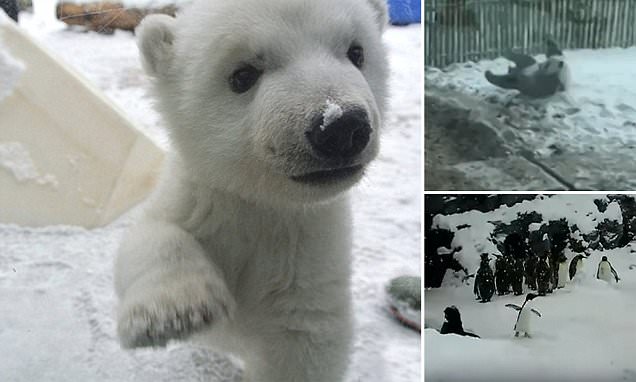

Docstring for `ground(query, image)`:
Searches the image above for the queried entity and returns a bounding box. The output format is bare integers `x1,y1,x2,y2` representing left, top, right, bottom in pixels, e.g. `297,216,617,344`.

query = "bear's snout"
305,109,371,160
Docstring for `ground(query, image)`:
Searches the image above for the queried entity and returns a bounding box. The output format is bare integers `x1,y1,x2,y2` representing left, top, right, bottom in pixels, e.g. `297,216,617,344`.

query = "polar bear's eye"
347,45,364,69
230,65,262,94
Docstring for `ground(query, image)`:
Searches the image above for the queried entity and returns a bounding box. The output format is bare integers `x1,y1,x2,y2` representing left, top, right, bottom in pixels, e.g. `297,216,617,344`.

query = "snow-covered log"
56,2,177,33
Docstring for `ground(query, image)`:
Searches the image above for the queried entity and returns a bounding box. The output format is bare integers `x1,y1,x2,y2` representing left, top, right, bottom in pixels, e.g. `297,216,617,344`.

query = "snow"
426,48,636,177
0,19,25,102
0,10,421,382
0,142,58,187
320,98,344,131
432,194,624,272
426,196,636,382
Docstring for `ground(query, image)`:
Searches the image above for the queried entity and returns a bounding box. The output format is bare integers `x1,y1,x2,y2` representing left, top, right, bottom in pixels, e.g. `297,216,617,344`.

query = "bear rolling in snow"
113,1,389,381
484,38,570,98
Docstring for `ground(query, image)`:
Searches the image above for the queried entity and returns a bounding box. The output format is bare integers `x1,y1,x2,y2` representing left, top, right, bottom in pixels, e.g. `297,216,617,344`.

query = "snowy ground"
425,47,636,190
425,195,636,382
0,9,421,382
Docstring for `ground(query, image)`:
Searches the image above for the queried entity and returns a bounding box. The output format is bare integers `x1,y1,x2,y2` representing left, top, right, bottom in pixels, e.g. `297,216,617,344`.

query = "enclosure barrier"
425,0,636,67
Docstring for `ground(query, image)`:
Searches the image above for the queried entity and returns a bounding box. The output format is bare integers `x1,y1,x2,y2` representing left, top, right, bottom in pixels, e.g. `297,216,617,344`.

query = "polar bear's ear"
366,0,389,32
136,14,176,79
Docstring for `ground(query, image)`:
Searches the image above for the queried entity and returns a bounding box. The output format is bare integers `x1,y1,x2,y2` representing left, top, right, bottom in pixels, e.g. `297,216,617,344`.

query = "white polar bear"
114,0,389,381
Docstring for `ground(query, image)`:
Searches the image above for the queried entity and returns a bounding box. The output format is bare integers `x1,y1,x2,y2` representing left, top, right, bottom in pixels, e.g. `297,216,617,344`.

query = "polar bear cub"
114,0,389,381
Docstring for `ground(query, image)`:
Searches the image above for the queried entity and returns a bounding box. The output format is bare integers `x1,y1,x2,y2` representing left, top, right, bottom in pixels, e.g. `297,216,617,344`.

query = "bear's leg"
243,323,352,382
115,220,236,348
485,70,519,90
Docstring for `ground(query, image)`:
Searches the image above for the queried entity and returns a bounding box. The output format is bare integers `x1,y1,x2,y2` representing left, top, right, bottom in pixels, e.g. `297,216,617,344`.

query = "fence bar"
424,0,636,67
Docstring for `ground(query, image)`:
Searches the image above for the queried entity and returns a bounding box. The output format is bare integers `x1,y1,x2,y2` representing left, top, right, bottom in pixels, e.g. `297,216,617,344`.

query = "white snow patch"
0,142,58,187
0,7,10,24
320,98,343,130
0,36,25,102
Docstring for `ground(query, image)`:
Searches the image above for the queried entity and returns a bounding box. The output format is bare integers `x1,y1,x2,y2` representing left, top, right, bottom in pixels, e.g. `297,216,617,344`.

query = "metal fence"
425,0,636,67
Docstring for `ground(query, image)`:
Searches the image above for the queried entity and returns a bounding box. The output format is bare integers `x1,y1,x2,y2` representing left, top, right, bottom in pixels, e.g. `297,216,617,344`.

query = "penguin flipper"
531,308,542,317
505,304,522,311
610,265,620,282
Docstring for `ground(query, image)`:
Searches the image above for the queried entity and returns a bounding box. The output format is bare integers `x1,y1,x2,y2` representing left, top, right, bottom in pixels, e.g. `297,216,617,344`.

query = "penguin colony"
440,230,622,340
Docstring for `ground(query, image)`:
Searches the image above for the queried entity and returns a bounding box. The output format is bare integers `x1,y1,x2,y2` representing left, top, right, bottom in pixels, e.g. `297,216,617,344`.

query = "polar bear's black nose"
306,109,371,159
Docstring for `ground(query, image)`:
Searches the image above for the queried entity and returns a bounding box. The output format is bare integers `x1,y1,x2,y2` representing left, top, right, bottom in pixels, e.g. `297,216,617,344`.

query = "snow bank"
0,15,25,102
432,195,623,272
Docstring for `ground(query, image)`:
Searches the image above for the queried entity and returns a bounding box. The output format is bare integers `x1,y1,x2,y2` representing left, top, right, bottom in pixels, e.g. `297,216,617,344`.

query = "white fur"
545,55,571,91
115,0,388,381
520,62,539,76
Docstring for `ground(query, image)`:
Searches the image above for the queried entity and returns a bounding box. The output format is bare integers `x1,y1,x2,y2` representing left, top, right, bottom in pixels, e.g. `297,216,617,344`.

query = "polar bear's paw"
117,277,235,349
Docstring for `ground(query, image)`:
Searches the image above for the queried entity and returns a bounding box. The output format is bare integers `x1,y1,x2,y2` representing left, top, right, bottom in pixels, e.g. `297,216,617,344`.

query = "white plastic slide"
0,11,164,228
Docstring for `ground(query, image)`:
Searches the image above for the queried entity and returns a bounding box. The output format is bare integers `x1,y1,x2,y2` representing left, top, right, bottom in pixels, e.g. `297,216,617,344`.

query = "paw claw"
117,279,234,349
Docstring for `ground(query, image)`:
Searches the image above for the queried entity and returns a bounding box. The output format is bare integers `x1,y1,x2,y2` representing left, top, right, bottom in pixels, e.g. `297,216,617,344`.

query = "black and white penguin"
440,306,480,338
596,256,620,283
556,254,569,288
494,254,510,295
511,256,525,295
535,254,552,296
569,253,589,280
505,293,542,338
525,252,538,290
484,38,570,98
474,253,495,303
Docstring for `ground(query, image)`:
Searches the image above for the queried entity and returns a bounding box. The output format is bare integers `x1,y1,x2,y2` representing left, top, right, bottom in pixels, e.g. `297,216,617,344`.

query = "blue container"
388,0,421,25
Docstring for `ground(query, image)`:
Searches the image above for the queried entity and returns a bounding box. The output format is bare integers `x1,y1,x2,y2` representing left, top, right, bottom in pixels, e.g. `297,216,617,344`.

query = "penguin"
505,293,542,338
484,38,569,98
525,252,538,290
557,256,569,288
569,253,589,280
535,255,552,296
511,256,525,295
596,256,620,283
440,306,480,338
474,253,495,303
504,233,527,296
494,254,510,295
553,251,568,289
